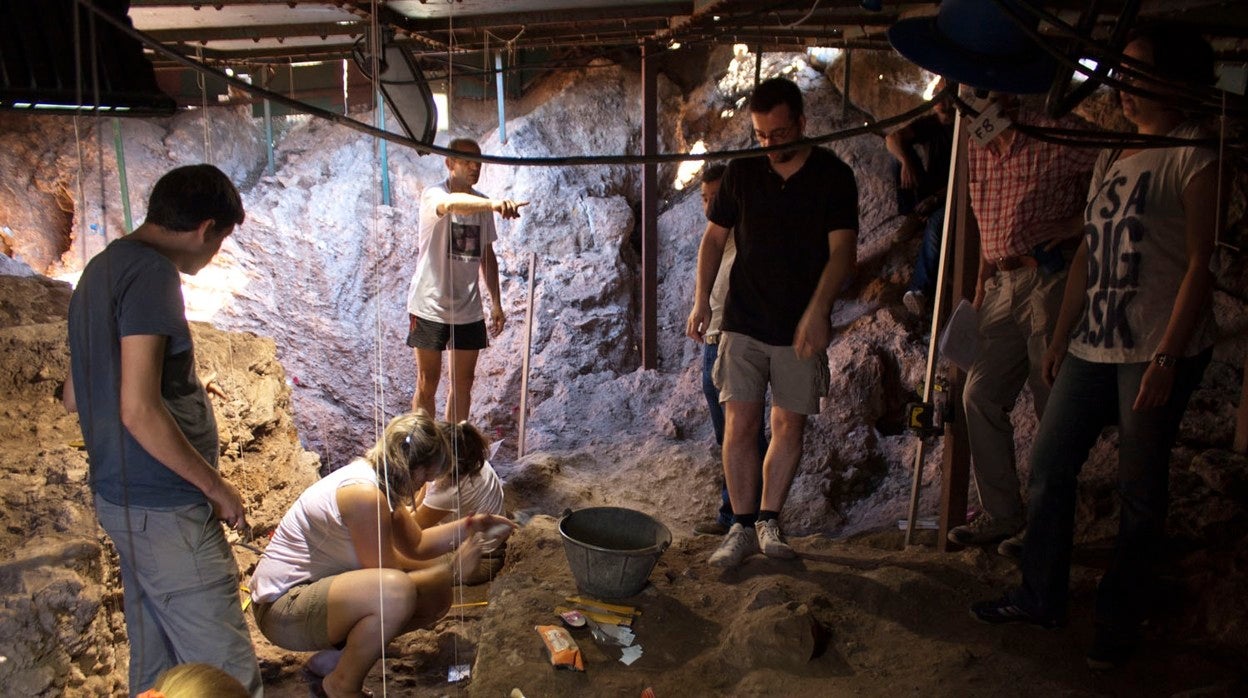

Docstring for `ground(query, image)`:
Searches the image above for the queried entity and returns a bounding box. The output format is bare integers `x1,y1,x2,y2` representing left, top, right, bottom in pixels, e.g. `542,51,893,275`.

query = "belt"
706,332,720,345
992,237,1081,273
992,255,1038,272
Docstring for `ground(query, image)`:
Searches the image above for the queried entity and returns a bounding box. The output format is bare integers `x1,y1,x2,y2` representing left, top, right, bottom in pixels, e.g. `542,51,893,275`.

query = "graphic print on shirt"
449,218,482,261
1076,168,1151,350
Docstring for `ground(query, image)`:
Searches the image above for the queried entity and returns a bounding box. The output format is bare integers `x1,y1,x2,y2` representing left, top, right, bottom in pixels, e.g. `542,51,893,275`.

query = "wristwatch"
1153,353,1178,369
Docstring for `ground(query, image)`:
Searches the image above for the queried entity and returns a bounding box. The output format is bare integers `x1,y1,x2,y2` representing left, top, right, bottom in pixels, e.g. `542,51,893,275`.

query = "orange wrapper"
535,624,585,671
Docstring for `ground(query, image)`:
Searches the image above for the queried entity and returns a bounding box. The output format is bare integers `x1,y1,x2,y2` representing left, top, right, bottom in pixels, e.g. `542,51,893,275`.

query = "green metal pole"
264,98,275,175
263,70,275,175
111,118,133,233
496,51,507,144
377,90,391,206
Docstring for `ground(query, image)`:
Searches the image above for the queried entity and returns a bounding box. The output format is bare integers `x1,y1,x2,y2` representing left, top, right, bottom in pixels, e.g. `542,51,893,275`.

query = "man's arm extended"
793,228,857,359
119,334,246,529
436,193,528,219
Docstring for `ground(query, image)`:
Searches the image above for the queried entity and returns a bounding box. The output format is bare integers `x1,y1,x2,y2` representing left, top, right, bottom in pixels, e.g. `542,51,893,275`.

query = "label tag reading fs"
969,101,1012,147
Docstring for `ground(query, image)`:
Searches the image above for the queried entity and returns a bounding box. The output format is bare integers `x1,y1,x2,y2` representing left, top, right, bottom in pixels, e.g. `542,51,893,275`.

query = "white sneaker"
708,523,760,568
903,290,926,316
755,519,796,559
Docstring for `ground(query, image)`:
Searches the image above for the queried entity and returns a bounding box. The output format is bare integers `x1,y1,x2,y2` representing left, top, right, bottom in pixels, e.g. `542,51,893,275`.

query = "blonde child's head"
139,663,249,698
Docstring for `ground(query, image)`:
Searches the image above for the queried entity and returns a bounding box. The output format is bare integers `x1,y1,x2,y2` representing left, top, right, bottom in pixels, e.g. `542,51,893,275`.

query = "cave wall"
0,47,1245,540
2,43,1248,691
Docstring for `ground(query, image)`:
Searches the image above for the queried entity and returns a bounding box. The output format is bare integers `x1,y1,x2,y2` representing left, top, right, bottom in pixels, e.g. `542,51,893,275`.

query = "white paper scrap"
448,664,471,682
598,623,635,646
619,645,644,666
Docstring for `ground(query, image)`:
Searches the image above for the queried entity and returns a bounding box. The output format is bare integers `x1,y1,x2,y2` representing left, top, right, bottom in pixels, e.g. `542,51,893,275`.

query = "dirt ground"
254,516,1246,698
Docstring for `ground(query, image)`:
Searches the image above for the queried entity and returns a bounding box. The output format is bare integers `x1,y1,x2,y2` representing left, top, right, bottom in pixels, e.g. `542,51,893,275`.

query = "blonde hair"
143,663,248,698
364,411,449,507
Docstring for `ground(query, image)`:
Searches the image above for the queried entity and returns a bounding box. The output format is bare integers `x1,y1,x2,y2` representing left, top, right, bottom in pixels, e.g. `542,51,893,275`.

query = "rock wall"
2,47,1246,532
0,275,318,696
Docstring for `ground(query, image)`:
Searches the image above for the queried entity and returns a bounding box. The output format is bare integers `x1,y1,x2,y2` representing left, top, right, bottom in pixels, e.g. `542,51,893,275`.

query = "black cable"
987,0,1248,118
950,94,1247,162
74,0,939,167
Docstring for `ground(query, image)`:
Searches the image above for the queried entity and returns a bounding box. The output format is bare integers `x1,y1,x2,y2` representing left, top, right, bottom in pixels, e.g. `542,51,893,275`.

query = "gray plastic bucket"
558,507,672,599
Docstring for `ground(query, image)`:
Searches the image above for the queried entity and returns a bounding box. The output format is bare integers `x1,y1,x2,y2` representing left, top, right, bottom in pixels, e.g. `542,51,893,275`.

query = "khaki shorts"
714,331,829,415
252,575,336,652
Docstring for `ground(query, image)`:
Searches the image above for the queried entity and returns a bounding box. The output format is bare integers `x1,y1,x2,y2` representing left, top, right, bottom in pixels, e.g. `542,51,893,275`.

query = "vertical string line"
366,3,390,695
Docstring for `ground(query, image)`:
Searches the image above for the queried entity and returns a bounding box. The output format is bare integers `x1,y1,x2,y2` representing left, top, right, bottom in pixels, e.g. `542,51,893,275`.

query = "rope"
773,0,822,29
197,46,213,163
444,2,468,686
366,2,391,694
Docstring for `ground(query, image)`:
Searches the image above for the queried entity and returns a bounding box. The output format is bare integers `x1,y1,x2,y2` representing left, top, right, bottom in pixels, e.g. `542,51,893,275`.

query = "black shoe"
1086,625,1139,670
970,596,1063,629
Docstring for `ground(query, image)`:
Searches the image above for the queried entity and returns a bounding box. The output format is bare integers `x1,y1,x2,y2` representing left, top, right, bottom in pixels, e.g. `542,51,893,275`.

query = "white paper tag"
969,101,1012,147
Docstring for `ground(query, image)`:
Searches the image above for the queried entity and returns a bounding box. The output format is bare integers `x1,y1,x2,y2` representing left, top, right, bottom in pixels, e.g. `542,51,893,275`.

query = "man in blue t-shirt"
687,77,859,569
64,165,262,696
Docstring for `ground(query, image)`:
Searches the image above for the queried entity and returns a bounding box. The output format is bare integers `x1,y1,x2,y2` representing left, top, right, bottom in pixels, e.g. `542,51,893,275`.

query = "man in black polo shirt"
686,77,859,569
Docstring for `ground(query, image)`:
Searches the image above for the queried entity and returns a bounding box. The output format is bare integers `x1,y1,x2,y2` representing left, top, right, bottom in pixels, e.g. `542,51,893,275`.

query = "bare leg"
445,349,480,423
722,400,765,516
322,568,427,697
399,566,455,632
760,406,807,512
413,348,442,416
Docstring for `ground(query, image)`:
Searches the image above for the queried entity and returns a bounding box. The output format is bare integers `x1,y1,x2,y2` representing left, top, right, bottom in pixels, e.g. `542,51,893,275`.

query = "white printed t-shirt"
1069,122,1217,364
407,179,498,324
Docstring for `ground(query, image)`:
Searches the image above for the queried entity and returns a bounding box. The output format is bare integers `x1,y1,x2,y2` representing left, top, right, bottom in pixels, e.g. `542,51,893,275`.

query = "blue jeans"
907,204,945,296
1014,350,1211,628
703,341,766,525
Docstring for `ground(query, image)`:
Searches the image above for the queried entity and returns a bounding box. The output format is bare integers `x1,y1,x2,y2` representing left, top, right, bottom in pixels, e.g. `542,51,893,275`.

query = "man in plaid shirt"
950,93,1097,557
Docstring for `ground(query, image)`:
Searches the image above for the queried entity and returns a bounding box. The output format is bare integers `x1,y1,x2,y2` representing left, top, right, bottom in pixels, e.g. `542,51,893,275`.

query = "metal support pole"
640,42,658,370
517,252,537,458
262,69,275,175
377,90,391,206
841,48,853,120
937,114,977,551
111,118,133,233
754,43,763,87
496,51,507,144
